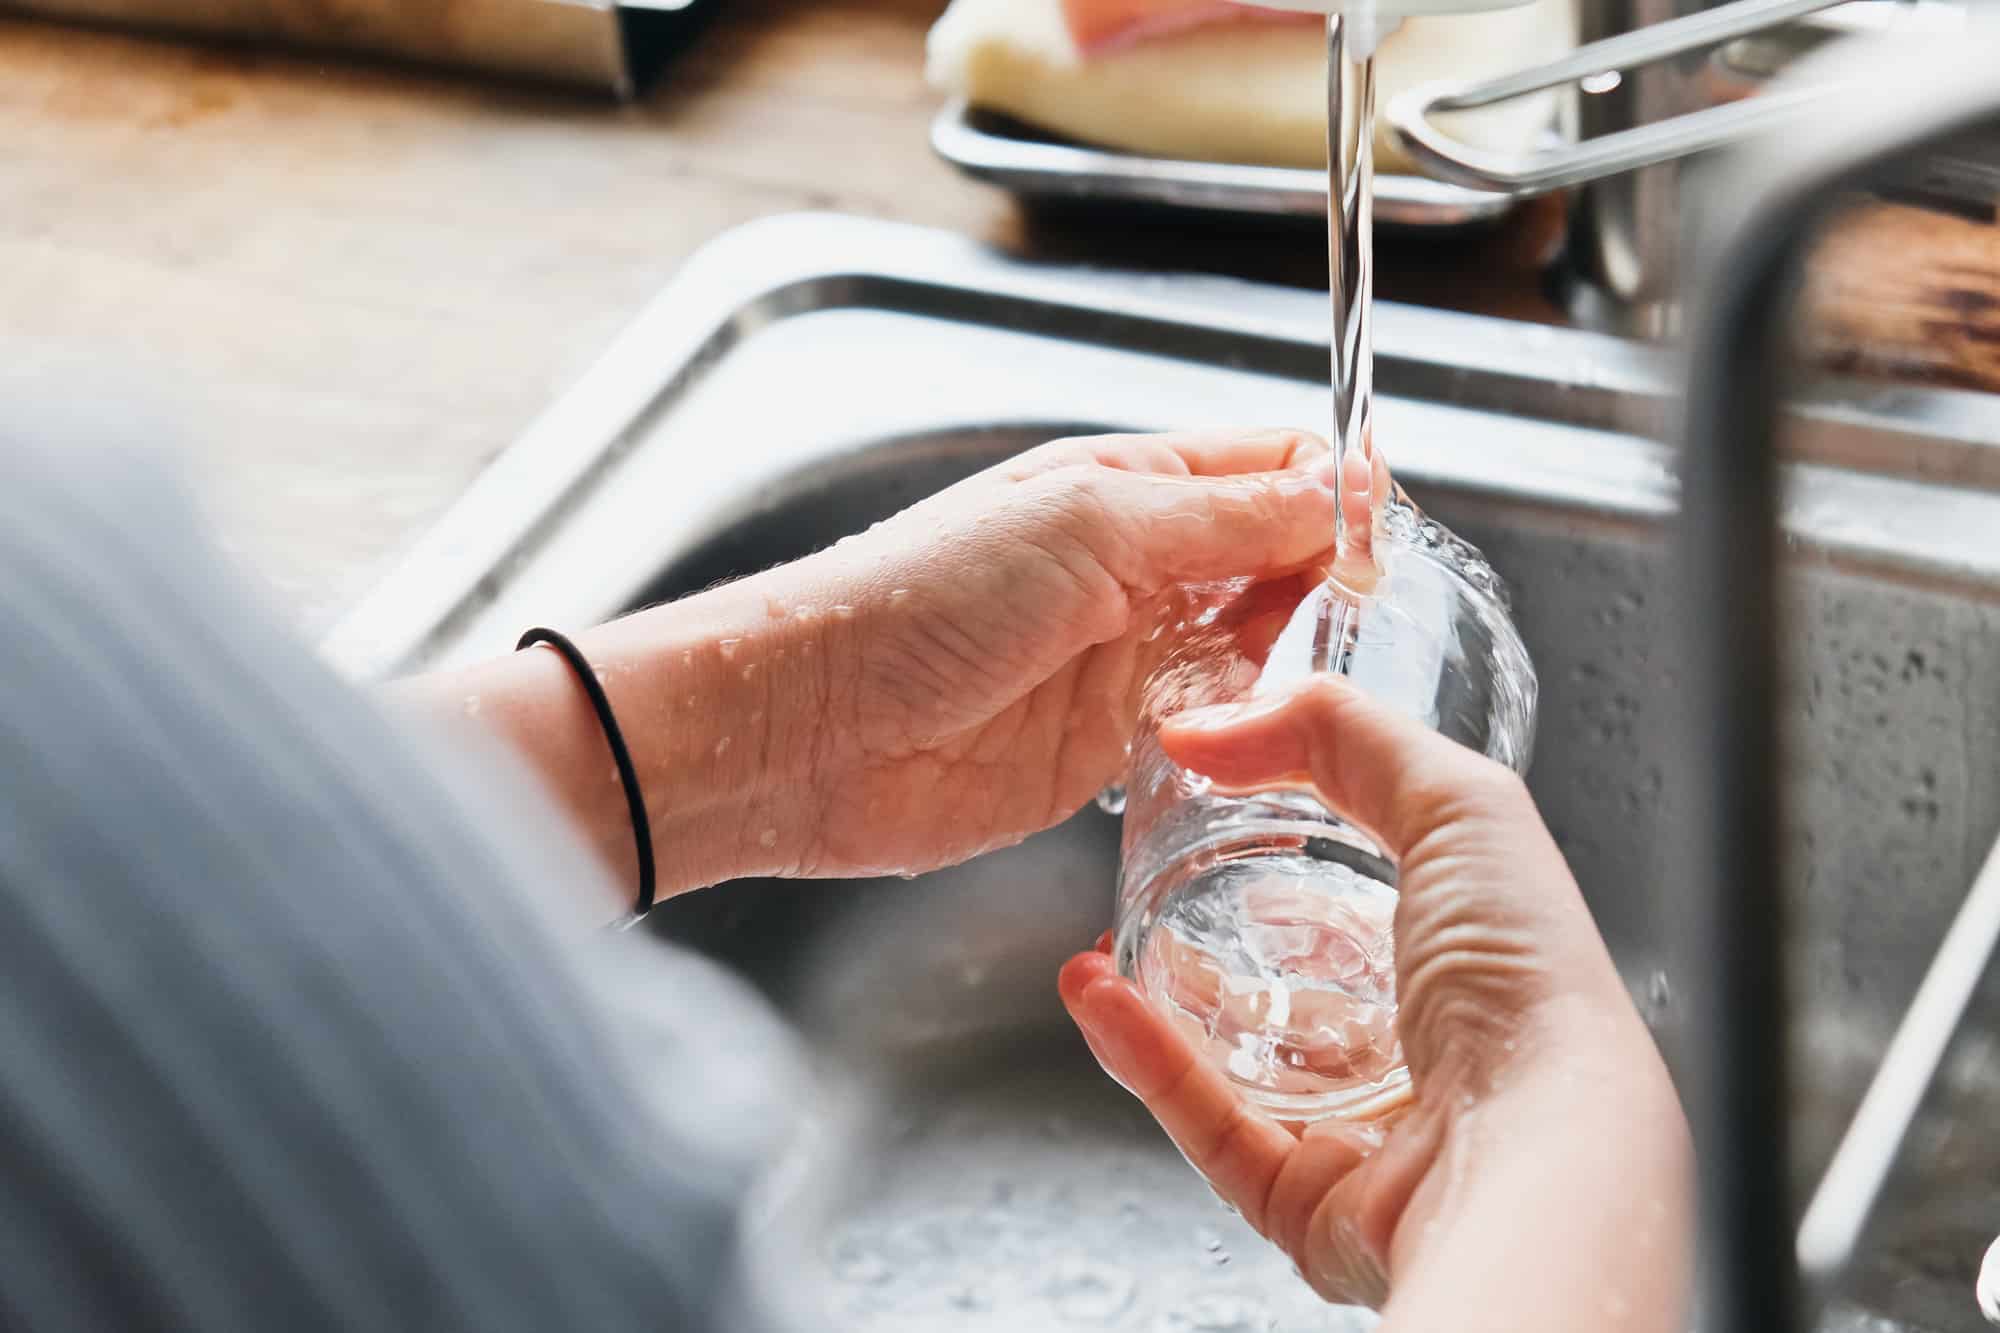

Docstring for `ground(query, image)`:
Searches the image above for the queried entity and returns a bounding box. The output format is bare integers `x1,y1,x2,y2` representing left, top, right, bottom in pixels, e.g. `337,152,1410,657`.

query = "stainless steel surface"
1390,0,1982,333
1386,0,1845,195
1673,39,2000,1333
1800,836,2000,1297
930,100,1516,229
332,214,2000,1332
0,0,678,95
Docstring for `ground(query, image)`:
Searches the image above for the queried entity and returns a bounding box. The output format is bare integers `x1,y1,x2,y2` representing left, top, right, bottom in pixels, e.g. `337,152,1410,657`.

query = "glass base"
1115,829,1413,1124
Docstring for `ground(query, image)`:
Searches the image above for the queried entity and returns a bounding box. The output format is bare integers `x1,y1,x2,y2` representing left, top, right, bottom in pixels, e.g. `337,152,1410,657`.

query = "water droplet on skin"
831,604,856,620
759,828,778,849
889,588,913,603
681,651,694,667
719,638,740,660
741,663,758,681
685,694,696,707
714,737,732,757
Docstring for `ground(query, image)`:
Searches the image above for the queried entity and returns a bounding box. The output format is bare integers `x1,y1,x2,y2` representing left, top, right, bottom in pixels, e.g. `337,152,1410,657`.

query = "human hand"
756,428,1378,878
1058,679,1690,1330
395,428,1378,903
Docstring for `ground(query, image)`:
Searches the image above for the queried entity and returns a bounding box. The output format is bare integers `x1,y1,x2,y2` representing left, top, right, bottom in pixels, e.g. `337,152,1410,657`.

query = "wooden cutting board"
1807,201,2000,393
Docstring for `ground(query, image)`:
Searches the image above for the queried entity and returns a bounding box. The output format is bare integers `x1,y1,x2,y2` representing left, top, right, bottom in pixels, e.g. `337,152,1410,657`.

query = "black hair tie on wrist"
516,627,656,929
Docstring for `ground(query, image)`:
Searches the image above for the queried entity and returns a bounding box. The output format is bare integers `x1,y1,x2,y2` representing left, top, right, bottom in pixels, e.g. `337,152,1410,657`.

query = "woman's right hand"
1059,678,1691,1332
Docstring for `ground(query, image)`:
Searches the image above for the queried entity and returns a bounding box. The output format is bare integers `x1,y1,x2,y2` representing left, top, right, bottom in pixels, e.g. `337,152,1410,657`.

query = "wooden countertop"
3,2,1994,632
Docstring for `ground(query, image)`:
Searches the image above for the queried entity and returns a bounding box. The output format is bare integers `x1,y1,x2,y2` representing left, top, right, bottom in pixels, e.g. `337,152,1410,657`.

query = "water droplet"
714,736,732,757
889,588,912,603
681,651,694,667
1095,783,1128,816
718,638,740,660
831,604,856,620
741,663,758,681
759,827,778,849
1638,970,1674,1026
1045,1259,1134,1322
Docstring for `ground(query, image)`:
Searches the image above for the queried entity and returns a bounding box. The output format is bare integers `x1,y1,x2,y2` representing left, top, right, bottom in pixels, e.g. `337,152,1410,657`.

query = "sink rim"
322,212,2000,680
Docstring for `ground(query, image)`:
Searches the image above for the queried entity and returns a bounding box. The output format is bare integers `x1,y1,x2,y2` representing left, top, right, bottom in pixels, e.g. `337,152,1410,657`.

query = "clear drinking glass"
1112,498,1537,1122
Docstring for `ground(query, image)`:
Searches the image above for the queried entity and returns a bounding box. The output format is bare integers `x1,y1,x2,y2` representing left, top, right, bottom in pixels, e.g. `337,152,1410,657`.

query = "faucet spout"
1674,31,2000,1333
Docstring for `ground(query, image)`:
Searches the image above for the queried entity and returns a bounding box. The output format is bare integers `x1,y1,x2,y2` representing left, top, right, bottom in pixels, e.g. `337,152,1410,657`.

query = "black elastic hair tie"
516,627,656,928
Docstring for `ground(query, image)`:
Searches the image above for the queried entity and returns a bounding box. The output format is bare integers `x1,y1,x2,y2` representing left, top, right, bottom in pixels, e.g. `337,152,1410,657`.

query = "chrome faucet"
1669,32,2000,1333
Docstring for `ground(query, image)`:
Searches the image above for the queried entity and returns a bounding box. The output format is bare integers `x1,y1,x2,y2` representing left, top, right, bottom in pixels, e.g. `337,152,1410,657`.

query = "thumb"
1156,677,1531,863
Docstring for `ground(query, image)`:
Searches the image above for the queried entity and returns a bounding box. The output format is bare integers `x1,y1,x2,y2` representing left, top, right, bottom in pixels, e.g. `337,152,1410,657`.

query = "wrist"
1383,997,1689,1305
576,568,829,895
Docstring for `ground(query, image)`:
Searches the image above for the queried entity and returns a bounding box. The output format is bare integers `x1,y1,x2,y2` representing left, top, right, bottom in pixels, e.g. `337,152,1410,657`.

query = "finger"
1008,428,1329,482
1059,953,1298,1233
1265,1120,1378,1277
1059,951,1134,1094
1048,458,1340,590
1157,677,1530,862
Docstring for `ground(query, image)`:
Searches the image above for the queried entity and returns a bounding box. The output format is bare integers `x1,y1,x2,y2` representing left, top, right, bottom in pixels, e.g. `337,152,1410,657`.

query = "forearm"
1380,1010,1693,1333
386,571,828,909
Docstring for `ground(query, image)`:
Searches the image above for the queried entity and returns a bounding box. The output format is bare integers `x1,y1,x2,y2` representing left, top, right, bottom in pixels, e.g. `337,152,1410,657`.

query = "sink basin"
329,215,2000,1333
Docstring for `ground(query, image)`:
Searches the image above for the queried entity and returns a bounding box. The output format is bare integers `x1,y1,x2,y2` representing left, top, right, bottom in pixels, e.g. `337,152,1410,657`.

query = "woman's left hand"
398,428,1366,903
764,427,1358,877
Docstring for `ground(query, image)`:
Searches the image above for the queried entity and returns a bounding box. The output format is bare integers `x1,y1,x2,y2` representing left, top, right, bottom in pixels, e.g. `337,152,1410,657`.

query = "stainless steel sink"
328,214,2000,1333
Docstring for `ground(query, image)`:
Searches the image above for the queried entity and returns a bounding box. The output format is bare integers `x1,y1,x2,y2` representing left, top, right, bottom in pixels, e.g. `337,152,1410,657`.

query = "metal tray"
931,98,1518,229
329,214,2000,1333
